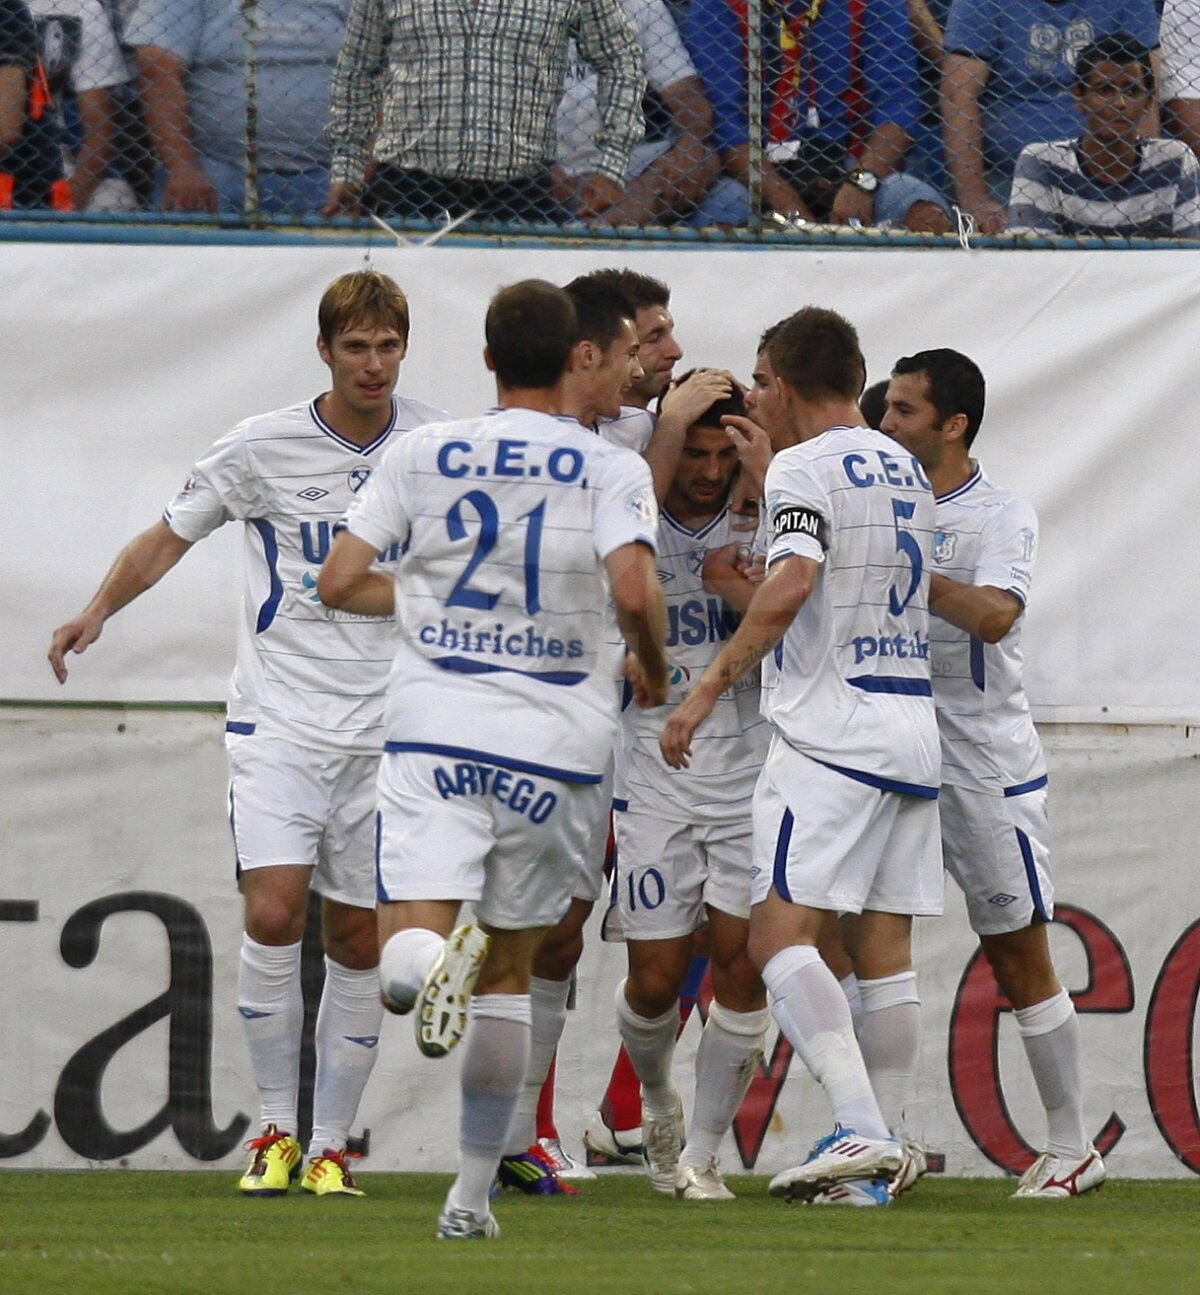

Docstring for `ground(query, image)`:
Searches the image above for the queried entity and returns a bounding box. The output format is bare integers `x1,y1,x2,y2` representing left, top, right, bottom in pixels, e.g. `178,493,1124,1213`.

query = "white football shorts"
375,750,606,930
939,780,1054,935
226,733,378,910
751,738,943,916
614,810,753,939
572,755,616,904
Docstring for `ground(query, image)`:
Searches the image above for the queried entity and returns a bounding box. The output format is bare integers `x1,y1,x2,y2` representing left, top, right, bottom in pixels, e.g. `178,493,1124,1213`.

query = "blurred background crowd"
1,0,1197,239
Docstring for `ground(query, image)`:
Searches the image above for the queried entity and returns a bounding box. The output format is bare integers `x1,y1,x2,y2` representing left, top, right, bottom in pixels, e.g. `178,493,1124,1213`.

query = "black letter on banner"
0,900,51,1158
55,891,248,1160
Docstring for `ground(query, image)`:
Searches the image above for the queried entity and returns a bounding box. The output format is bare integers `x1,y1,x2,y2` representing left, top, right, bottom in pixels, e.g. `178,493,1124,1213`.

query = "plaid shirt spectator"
327,0,644,189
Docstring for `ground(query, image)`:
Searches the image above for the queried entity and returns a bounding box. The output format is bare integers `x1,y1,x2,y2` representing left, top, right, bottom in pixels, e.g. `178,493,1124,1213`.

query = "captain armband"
772,505,829,551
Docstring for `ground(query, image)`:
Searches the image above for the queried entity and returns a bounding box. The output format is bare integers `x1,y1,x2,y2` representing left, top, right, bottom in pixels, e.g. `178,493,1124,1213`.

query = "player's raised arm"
48,521,194,683
660,552,817,769
317,530,396,617
606,540,668,709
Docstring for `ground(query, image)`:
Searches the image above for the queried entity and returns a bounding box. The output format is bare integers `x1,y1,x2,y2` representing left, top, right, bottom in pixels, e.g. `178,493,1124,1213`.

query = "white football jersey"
343,408,659,784
929,464,1046,794
762,425,940,793
598,405,655,454
163,395,447,753
620,505,769,822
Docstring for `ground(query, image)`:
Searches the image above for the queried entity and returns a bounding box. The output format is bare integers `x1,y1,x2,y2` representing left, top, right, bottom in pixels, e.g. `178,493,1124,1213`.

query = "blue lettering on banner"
433,762,558,822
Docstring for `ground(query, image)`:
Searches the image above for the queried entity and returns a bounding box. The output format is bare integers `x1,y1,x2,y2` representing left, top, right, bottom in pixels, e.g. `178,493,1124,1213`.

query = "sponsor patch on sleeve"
773,504,828,550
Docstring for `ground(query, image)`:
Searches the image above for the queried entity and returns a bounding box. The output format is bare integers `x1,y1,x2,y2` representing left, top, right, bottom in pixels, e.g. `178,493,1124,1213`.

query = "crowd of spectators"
1,0,1199,238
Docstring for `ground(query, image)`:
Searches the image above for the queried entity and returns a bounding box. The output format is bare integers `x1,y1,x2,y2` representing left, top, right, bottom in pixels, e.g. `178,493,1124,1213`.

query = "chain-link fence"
1,0,1197,243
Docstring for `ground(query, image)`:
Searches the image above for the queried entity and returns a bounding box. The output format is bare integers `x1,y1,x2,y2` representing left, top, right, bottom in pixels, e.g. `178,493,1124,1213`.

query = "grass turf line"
0,1171,1194,1295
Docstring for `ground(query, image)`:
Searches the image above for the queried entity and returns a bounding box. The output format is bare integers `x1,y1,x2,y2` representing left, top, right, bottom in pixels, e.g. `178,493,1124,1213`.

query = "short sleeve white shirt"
761,425,941,793
163,394,447,753
928,464,1047,794
343,408,659,783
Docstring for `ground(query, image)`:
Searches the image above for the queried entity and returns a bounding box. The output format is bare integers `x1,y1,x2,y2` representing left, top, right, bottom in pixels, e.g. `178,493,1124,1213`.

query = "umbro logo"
297,486,330,501
988,893,1018,907
656,570,676,584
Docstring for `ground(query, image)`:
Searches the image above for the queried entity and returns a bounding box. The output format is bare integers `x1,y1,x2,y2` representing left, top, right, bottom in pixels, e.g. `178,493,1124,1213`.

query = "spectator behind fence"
1161,0,1200,161
553,0,718,225
1008,35,1200,239
127,0,348,215
0,0,126,209
1,0,60,206
324,0,644,225
683,0,952,233
941,0,1162,234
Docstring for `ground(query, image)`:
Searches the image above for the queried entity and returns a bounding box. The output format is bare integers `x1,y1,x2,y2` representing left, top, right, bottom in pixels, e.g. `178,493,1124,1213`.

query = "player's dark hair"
318,270,410,345
1074,33,1153,94
672,368,748,426
859,379,889,431
563,276,637,350
767,307,865,402
574,267,670,314
757,319,785,354
486,280,579,389
892,348,987,447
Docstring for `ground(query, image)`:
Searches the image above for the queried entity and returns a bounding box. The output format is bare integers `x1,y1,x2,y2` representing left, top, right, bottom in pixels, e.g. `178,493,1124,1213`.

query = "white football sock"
1015,989,1087,1158
840,972,864,1036
505,975,570,1155
308,957,383,1158
237,934,303,1134
614,980,680,1119
857,971,920,1136
448,994,532,1218
679,1002,769,1168
378,926,444,1012
762,944,890,1141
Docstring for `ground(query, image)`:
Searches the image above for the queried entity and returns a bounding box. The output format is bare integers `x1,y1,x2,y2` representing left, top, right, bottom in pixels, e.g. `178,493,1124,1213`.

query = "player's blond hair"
318,270,410,345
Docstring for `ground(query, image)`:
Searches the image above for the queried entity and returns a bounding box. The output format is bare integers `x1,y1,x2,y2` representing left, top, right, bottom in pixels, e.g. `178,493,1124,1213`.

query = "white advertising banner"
2,707,1198,1179
2,243,1199,721
1,242,1198,1178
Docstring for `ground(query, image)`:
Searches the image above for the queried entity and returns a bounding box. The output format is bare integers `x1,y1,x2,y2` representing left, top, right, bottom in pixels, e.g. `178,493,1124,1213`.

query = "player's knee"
244,895,306,946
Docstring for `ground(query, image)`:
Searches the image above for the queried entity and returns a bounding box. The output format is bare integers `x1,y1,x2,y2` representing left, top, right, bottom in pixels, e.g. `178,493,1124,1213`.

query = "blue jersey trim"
432,656,587,686
225,721,256,734
1004,774,1049,798
936,465,984,504
250,519,284,633
661,506,729,542
812,757,939,800
309,395,396,454
612,797,629,812
772,807,796,901
374,810,389,904
969,636,986,691
383,742,602,785
847,674,933,697
1016,826,1051,923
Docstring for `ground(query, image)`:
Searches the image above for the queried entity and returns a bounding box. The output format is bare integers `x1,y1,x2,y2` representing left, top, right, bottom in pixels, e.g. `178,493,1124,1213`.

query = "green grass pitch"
1,1171,1194,1295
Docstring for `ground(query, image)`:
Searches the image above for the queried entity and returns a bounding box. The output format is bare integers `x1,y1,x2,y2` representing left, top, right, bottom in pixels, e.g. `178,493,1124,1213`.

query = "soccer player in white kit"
662,306,943,1201
46,271,447,1196
505,274,736,1187
612,383,772,1202
881,348,1105,1199
317,279,669,1241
